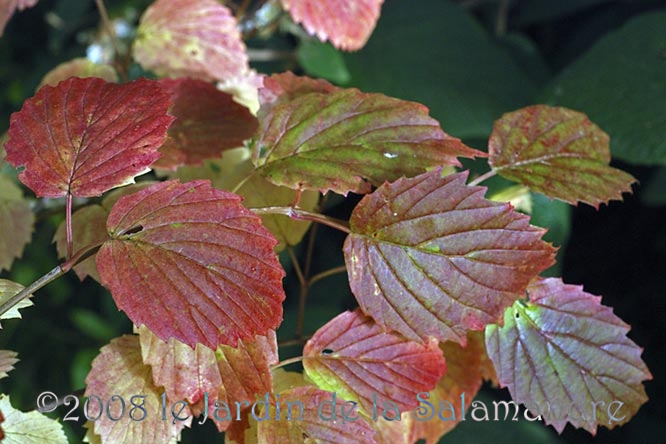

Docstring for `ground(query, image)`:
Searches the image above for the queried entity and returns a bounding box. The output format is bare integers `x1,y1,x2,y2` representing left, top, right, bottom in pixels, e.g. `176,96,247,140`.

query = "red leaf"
281,0,384,51
53,183,157,282
133,0,248,82
96,180,286,349
4,77,173,198
85,335,189,443
0,0,37,36
139,326,277,431
486,277,652,434
152,78,258,170
344,169,557,344
488,105,636,208
303,309,446,417
257,386,377,443
252,88,482,195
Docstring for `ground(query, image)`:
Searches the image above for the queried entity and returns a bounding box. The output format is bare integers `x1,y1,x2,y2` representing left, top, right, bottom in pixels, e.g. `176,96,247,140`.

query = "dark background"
1,1,664,442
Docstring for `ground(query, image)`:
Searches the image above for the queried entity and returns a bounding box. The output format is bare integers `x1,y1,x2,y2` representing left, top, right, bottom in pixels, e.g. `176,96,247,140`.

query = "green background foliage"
1,0,664,442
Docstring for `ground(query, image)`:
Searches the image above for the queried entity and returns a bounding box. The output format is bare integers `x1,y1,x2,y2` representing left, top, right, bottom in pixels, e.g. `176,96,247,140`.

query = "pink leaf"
303,309,446,417
4,77,173,198
344,169,557,344
486,277,652,434
488,105,636,208
281,0,384,51
258,71,340,113
85,335,189,443
38,58,118,88
133,0,248,82
139,326,277,431
96,180,286,350
152,78,258,170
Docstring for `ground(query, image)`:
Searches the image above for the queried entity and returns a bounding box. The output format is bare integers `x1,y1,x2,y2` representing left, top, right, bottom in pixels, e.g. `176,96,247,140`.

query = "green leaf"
489,105,636,208
485,277,652,434
540,10,666,165
344,169,557,344
0,394,67,444
297,39,351,84
344,0,537,139
251,86,482,195
303,309,446,418
0,175,34,271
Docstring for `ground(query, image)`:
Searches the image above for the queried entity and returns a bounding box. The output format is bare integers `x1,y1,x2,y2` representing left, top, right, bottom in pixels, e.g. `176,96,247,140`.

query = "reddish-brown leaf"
409,332,486,443
252,88,482,195
257,386,377,443
488,105,636,208
96,180,286,349
0,0,37,36
85,335,189,443
4,77,173,198
486,277,652,434
133,0,248,82
0,175,34,271
303,309,446,418
152,78,258,170
139,326,277,431
281,0,384,51
344,169,557,344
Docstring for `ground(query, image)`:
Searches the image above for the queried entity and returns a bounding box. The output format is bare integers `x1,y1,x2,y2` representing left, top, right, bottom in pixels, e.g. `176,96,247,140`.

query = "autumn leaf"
257,386,377,444
0,175,34,271
0,279,33,327
139,326,277,431
0,0,37,36
38,58,118,88
281,0,384,51
152,78,258,170
171,149,320,251
258,72,340,113
0,394,67,444
133,0,248,82
344,169,557,344
53,183,157,282
488,105,636,208
251,88,482,195
303,309,446,418
409,331,487,443
0,350,18,379
4,77,173,198
485,277,652,434
96,180,286,349
85,335,188,443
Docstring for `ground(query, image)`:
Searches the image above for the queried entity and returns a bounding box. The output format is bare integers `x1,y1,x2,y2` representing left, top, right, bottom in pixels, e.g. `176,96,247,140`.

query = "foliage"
0,1,663,443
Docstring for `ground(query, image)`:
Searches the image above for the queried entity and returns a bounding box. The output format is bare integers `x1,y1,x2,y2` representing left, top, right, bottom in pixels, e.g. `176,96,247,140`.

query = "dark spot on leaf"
515,312,520,319
322,348,334,355
124,225,144,235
